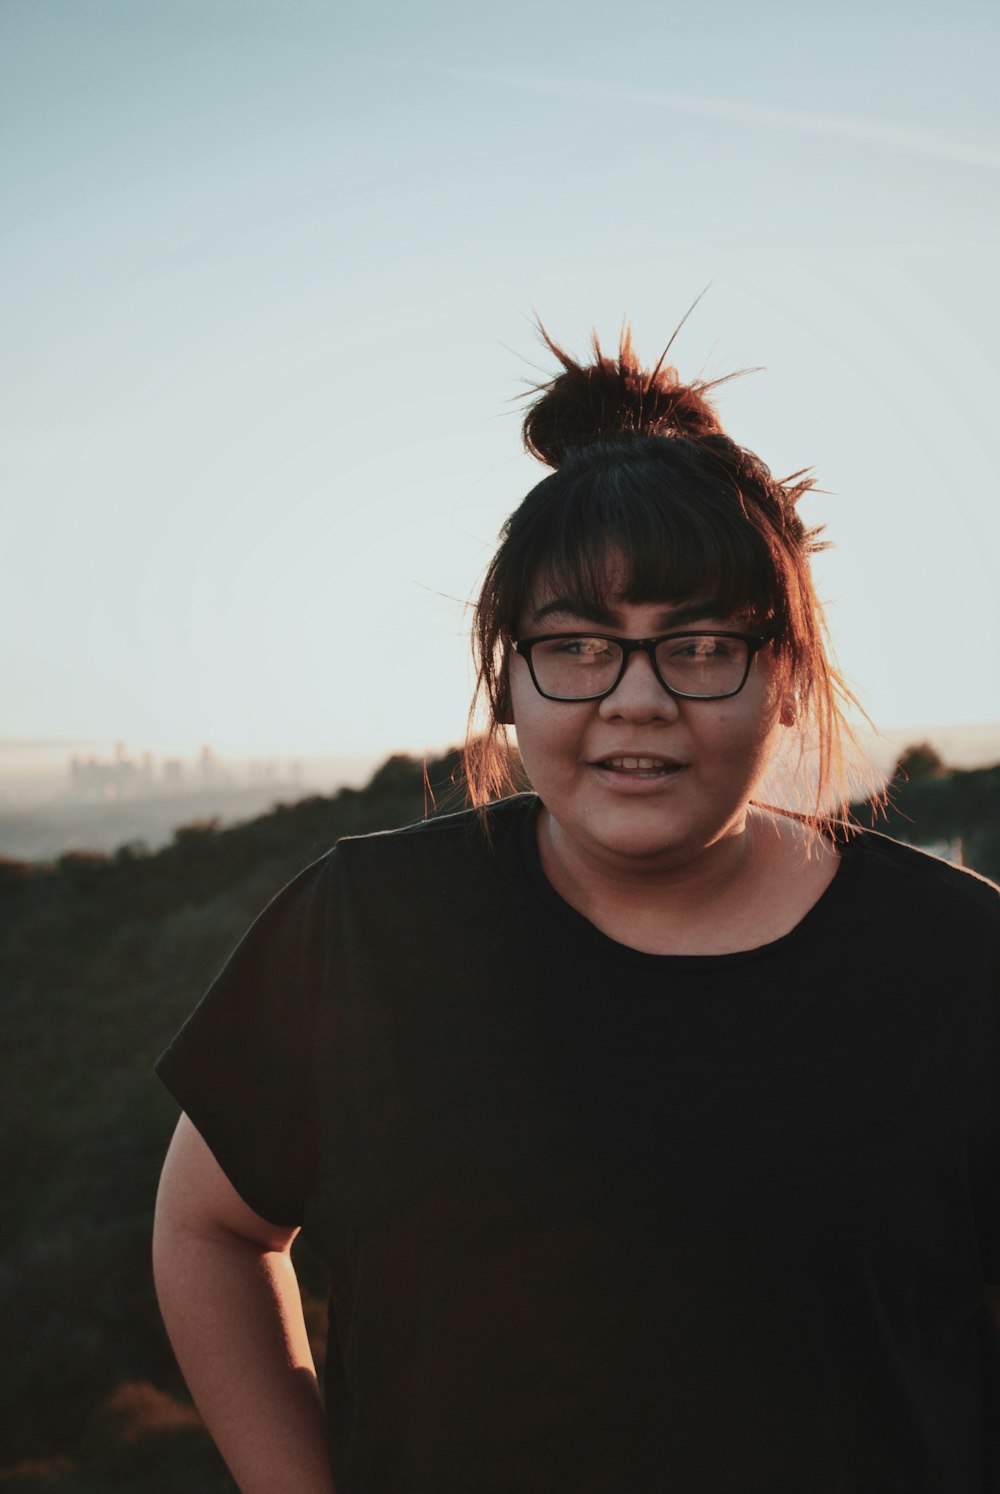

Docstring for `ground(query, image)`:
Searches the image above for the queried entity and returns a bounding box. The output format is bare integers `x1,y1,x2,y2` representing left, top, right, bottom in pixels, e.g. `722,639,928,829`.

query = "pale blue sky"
3,0,998,762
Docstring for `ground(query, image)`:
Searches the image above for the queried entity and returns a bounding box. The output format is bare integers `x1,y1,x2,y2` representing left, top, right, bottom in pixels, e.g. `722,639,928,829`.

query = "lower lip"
590,763,688,795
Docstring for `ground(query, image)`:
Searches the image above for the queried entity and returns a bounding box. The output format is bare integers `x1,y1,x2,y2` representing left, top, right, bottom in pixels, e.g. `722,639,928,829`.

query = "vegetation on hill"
0,743,996,1490
0,749,464,1492
858,744,1000,881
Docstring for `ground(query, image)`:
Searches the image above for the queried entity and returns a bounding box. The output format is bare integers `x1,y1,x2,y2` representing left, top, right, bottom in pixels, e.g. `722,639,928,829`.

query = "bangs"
503,452,785,634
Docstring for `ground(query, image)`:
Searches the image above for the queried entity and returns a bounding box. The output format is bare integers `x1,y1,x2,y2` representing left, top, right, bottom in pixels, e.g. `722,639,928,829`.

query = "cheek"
510,678,585,774
696,696,782,779
509,659,551,736
513,706,573,763
508,667,535,736
733,668,784,747
731,709,784,781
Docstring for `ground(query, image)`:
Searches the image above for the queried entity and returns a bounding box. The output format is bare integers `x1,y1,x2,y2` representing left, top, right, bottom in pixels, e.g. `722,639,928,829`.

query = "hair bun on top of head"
521,323,730,470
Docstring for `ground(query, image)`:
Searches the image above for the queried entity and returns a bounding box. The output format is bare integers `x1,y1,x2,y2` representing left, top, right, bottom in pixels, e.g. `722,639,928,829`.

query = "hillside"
856,756,1000,881
0,749,464,1492
0,747,996,1490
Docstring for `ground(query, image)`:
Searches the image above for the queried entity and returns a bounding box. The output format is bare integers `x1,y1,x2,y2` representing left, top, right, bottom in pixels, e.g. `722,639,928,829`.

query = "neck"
539,803,758,911
536,805,834,957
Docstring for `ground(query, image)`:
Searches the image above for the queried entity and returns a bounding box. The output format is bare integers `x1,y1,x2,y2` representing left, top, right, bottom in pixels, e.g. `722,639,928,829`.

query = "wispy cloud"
447,68,1000,171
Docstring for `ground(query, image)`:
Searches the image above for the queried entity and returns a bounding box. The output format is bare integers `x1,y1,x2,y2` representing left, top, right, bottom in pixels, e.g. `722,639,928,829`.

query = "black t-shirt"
156,795,1000,1493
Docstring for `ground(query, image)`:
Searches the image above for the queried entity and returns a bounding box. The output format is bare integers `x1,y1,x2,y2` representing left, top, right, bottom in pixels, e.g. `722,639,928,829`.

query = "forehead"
524,591,732,631
522,547,736,627
517,540,766,630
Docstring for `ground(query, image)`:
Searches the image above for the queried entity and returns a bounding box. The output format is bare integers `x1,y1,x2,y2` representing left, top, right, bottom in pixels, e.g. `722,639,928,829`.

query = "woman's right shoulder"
238,795,534,947
333,793,536,869
312,795,536,945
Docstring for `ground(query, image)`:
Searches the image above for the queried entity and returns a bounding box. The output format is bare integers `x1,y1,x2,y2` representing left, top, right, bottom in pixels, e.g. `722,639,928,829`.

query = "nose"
597,648,681,721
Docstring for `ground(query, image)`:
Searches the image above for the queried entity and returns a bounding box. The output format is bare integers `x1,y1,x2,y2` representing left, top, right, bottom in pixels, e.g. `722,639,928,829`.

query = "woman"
153,328,1000,1493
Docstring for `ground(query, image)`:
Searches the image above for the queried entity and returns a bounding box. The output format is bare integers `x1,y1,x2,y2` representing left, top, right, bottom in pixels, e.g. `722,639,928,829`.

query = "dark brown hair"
465,325,861,827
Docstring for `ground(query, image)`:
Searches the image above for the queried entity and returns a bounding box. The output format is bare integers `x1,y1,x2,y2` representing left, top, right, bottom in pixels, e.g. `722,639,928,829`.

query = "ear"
778,691,797,728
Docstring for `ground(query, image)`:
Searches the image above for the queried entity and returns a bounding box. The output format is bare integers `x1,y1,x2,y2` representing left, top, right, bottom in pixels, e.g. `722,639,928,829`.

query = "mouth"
592,755,686,779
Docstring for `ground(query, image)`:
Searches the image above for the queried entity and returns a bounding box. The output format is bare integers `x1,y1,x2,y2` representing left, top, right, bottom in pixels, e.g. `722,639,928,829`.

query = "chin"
579,810,700,864
572,792,751,865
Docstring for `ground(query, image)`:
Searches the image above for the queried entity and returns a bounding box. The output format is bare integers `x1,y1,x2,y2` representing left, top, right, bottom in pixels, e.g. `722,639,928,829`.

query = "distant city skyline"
0,737,379,808
67,740,307,800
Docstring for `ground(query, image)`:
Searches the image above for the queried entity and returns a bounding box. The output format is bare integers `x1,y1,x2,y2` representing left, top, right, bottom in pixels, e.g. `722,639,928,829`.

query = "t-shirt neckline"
515,795,861,968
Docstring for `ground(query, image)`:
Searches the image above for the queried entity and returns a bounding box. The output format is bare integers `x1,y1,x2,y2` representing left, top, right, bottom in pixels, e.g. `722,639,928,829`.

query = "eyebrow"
528,597,729,631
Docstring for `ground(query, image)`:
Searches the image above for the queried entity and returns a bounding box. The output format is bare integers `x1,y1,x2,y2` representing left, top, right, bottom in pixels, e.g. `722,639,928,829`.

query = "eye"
540,635,614,660
665,635,734,657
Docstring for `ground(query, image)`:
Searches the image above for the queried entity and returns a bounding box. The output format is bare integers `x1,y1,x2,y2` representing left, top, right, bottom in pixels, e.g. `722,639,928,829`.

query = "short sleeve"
966,905,1000,1283
155,850,335,1226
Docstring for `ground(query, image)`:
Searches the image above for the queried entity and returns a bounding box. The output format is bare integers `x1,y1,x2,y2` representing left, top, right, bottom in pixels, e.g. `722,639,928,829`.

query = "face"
509,593,787,877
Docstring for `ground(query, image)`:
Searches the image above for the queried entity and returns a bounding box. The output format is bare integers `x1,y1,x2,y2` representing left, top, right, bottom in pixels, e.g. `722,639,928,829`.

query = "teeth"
605,756,673,770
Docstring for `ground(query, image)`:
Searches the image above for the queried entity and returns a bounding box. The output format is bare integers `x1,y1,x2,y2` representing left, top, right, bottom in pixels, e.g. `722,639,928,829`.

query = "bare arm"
152,1114,337,1494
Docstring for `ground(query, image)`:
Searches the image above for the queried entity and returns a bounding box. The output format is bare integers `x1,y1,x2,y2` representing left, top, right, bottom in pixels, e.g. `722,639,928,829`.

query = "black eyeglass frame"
511,630,773,702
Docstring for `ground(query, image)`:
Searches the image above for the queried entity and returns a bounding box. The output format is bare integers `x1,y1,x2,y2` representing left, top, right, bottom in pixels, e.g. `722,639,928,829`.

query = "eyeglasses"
512,631,771,702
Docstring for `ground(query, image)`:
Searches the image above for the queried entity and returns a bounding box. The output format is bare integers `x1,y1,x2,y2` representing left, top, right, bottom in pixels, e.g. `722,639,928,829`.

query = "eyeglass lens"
529,634,752,699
